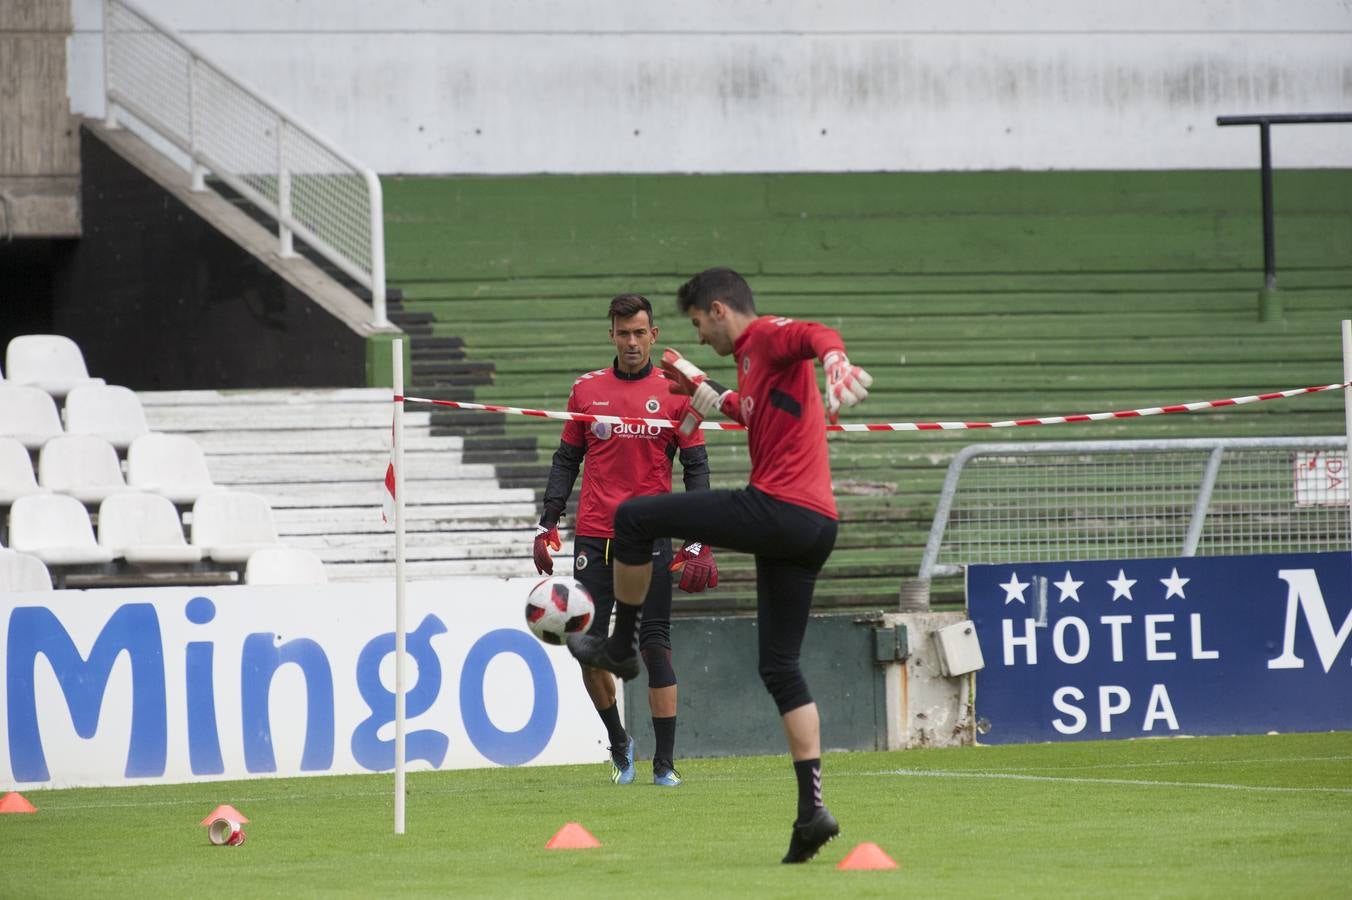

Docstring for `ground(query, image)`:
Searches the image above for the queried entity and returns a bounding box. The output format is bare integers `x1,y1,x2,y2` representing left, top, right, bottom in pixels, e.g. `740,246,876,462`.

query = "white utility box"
933,619,985,677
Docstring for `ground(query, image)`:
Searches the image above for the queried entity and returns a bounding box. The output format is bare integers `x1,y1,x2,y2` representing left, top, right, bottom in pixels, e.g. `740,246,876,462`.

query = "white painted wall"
69,0,1352,173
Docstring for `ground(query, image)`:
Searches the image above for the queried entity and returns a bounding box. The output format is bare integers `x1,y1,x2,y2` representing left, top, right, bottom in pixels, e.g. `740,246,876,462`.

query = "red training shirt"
724,316,843,519
561,363,705,538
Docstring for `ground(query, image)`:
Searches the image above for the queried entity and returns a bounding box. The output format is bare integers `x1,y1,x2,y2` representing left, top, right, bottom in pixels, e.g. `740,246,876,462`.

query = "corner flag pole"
1342,321,1352,554
393,339,407,835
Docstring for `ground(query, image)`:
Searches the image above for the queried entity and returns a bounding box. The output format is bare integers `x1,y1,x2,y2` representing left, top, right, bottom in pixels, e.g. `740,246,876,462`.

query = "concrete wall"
66,0,1352,174
48,124,381,390
1,0,79,235
623,613,890,758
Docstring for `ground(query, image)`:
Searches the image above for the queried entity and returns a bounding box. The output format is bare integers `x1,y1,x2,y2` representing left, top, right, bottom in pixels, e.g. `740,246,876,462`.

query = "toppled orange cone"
837,842,898,870
0,792,36,814
200,804,249,825
545,822,601,849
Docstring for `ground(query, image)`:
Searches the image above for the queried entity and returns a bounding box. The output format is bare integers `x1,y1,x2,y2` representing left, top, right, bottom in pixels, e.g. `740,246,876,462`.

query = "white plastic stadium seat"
0,549,54,592
38,434,130,504
0,384,64,450
98,491,203,564
5,334,105,399
127,433,218,504
63,384,150,450
8,494,115,565
244,547,329,585
0,437,47,505
191,491,282,563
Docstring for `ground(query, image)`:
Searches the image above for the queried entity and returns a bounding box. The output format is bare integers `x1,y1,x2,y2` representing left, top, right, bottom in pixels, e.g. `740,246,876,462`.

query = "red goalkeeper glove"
661,348,734,437
822,350,873,424
669,540,718,593
532,524,561,575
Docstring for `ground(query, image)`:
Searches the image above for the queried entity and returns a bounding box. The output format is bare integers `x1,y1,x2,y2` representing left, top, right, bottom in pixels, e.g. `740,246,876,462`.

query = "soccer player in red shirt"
533,293,719,788
568,268,872,862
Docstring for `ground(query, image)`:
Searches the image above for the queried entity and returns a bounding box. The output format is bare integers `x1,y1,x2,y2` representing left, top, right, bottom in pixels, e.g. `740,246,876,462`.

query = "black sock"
597,702,627,749
606,602,641,656
652,716,676,768
793,758,823,823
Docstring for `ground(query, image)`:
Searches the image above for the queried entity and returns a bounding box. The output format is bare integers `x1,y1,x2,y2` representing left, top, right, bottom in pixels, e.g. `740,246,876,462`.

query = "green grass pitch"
4,732,1350,898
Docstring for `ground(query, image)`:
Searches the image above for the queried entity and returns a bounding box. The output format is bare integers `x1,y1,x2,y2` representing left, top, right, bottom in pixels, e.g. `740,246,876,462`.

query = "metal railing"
903,436,1350,609
1216,112,1352,318
102,0,388,326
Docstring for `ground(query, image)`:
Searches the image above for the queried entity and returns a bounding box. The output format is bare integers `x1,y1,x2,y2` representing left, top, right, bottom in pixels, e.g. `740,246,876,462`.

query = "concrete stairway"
138,387,541,582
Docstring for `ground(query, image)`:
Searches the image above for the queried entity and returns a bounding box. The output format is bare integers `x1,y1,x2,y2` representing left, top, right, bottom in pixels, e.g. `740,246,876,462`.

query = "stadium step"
127,385,534,586
429,409,508,435
412,359,495,378
461,436,540,464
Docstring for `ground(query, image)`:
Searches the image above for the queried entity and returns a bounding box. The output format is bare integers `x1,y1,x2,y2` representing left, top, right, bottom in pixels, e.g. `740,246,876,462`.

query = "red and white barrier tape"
399,381,1349,433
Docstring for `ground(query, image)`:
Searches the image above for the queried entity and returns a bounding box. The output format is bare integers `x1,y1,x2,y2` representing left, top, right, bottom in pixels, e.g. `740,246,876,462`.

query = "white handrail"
102,0,389,327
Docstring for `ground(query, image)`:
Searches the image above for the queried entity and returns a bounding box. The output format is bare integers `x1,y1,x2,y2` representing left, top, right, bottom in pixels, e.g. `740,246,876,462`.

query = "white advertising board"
0,579,606,789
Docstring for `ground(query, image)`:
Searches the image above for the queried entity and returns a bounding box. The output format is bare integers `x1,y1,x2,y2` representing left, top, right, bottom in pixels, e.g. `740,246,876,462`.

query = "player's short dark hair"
676,267,757,315
609,293,654,326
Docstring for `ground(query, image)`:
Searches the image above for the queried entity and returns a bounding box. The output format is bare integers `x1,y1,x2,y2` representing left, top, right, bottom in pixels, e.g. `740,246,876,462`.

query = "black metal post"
1259,122,1276,290
1217,112,1352,321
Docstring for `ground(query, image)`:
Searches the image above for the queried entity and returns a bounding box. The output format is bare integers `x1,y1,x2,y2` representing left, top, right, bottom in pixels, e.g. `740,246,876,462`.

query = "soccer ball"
524,576,594,645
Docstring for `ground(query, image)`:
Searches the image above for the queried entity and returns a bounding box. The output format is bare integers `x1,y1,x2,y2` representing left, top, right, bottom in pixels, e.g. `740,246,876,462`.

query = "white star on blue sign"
1107,569,1136,601
1160,567,1190,600
1054,570,1084,603
999,572,1030,605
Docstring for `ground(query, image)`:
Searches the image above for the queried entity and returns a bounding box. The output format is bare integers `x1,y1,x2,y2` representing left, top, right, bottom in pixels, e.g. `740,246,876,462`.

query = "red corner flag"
381,461,396,524
381,416,396,524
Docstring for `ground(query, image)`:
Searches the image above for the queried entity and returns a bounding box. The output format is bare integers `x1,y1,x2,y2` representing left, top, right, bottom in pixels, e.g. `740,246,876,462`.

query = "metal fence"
903,436,1350,608
102,0,388,326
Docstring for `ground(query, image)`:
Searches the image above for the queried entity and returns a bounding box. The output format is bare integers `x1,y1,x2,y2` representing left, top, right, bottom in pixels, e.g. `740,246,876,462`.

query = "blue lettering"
184,597,223,775
352,615,450,770
6,604,166,782
240,633,334,772
459,629,557,766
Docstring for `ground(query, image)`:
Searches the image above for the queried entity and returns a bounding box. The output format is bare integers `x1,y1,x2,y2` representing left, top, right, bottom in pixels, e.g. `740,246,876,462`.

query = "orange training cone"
545,822,601,849
0,792,37,814
837,842,899,870
200,804,250,825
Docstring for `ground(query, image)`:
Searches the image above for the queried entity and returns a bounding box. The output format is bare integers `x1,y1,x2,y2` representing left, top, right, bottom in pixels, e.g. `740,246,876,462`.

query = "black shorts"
612,487,836,572
573,535,673,646
611,487,838,713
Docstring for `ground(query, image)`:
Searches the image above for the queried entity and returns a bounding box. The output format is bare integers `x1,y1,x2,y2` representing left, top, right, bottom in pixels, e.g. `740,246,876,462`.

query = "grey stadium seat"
0,549,54,592
8,493,116,565
63,384,151,451
0,384,64,450
5,334,104,399
0,437,47,505
191,490,282,564
245,547,329,585
126,433,218,504
38,434,130,504
98,491,204,564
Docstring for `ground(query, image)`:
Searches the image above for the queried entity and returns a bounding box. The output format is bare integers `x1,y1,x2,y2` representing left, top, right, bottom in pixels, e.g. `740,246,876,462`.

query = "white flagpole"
393,339,407,835
1342,321,1352,553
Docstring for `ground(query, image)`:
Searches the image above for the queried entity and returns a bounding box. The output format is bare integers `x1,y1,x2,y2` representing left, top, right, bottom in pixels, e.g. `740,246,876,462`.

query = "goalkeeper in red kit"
568,268,872,863
533,293,718,788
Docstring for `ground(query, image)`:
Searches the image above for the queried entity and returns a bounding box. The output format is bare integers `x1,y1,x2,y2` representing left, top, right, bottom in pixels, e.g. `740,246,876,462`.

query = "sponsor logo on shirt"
591,421,663,440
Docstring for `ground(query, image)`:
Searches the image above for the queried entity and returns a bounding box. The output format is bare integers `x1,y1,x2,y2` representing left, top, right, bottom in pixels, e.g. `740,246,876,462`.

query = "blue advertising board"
968,551,1352,743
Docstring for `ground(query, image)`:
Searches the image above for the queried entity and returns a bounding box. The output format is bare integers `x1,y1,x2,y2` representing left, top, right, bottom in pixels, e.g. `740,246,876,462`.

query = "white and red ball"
525,576,594,645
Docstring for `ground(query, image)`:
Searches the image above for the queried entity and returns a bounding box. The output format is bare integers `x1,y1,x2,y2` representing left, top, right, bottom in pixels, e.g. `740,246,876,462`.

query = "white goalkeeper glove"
661,348,734,437
823,350,873,424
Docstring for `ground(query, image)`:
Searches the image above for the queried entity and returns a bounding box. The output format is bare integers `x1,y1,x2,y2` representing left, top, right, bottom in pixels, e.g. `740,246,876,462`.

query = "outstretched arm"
768,319,873,423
